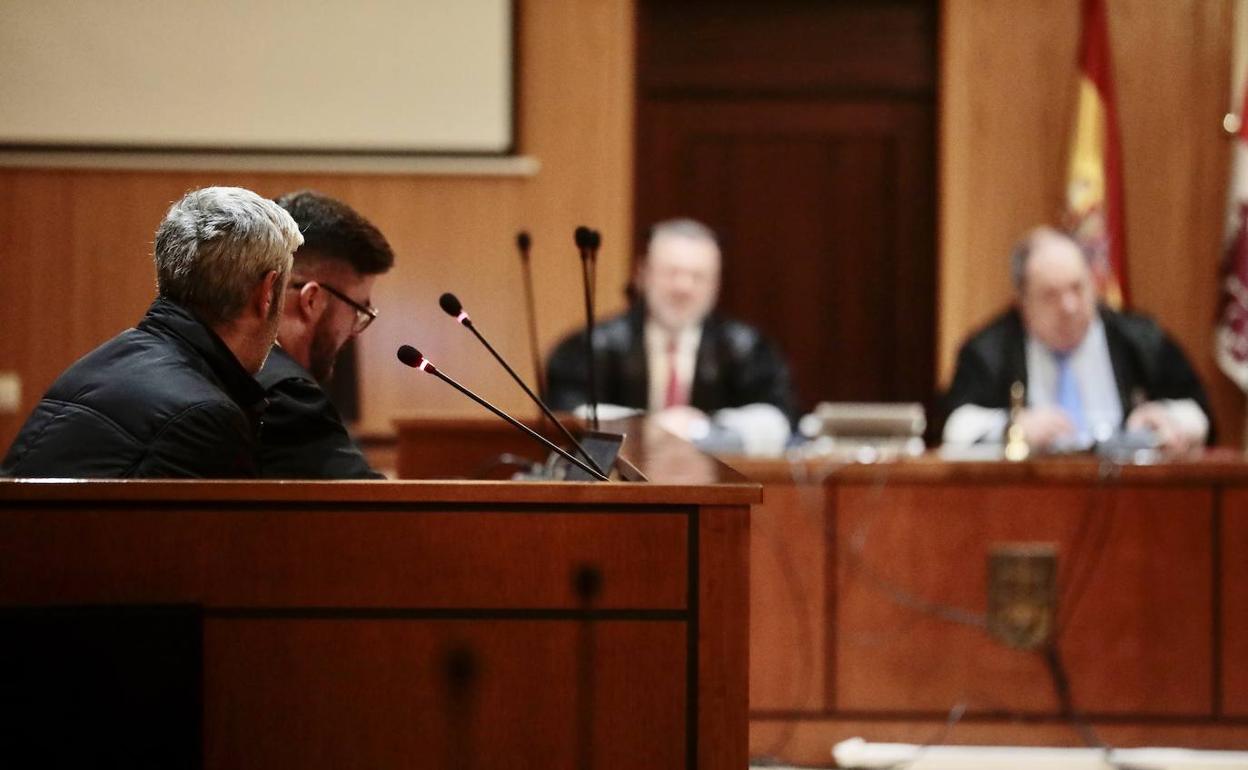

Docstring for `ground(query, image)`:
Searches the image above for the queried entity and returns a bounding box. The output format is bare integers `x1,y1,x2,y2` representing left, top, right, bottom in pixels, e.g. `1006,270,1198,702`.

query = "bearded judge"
546,218,795,456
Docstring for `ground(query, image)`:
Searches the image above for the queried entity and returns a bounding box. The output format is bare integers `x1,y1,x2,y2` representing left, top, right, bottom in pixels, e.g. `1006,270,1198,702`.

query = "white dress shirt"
943,317,1208,446
644,320,702,412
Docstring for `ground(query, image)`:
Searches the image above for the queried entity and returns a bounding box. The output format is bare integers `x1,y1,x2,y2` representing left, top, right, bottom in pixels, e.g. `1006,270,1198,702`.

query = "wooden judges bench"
0,422,757,770
393,417,1248,766
736,453,1248,766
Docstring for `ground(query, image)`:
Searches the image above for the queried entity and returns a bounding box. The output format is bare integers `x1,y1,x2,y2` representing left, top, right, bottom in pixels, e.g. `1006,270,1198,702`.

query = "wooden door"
637,0,938,413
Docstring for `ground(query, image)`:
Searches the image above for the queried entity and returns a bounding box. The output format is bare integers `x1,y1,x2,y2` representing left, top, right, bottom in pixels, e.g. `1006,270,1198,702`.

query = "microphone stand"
575,227,600,431
516,232,546,402
397,348,609,482
440,294,607,477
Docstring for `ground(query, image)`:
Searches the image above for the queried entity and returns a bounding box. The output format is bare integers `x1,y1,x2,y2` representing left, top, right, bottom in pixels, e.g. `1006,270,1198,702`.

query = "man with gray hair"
546,217,795,455
942,226,1212,452
1,186,303,477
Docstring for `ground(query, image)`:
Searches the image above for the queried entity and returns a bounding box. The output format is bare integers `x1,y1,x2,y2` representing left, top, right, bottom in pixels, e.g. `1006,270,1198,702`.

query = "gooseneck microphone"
574,226,600,430
439,293,607,477
396,345,609,482
516,231,546,402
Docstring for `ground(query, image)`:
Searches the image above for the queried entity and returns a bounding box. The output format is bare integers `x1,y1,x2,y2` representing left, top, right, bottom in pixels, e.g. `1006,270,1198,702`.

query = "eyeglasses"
289,281,378,334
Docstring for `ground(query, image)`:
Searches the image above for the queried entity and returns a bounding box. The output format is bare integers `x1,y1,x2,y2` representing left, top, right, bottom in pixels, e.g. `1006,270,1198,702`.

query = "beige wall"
940,0,1241,443
0,0,634,451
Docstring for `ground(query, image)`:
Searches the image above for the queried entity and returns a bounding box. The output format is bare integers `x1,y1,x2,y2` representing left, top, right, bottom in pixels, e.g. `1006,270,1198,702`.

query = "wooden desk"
730,454,1248,765
0,428,757,770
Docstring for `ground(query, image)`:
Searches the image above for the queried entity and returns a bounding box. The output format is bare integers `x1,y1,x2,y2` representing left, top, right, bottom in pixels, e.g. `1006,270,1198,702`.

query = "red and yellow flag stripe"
1064,0,1128,309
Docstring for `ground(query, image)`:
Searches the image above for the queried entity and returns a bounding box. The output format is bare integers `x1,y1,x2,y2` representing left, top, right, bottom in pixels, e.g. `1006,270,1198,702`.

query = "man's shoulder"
707,314,773,356
4,328,252,477
960,308,1023,357
1101,307,1166,345
50,327,242,421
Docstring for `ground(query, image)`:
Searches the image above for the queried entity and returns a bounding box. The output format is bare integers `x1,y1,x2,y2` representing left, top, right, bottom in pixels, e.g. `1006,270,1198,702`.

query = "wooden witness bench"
0,422,758,770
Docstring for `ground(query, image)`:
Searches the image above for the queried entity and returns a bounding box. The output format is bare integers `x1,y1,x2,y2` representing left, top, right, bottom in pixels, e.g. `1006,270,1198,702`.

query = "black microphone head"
516,231,531,252
574,226,594,250
588,229,602,251
396,345,422,367
439,292,463,317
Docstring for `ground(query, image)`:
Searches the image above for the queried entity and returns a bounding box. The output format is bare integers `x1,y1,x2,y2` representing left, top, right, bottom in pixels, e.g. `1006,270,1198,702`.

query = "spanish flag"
1064,0,1128,309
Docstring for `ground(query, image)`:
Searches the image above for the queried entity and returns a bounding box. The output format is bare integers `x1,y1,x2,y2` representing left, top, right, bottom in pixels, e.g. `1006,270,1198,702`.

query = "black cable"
838,463,987,630
1058,460,1122,633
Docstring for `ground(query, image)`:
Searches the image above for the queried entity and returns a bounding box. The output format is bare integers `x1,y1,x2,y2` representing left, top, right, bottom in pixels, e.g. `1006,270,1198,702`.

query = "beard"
307,320,341,383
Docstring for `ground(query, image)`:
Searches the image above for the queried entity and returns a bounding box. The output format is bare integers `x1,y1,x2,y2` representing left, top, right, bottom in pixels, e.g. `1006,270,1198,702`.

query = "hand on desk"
1014,406,1077,450
1127,401,1199,454
652,405,712,442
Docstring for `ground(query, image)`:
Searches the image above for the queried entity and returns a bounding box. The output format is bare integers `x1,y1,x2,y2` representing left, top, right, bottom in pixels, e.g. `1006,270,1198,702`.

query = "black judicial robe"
941,306,1214,443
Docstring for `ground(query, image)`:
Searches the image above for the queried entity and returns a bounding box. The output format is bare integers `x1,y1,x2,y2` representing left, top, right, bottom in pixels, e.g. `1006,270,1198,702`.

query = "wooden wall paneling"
639,1,935,94
0,506,689,610
938,0,1077,372
641,99,936,408
1223,487,1248,715
204,619,686,770
1114,0,1238,447
741,459,1248,765
394,416,558,479
833,482,1214,716
0,0,635,454
697,503,752,770
0,476,758,769
749,482,829,714
940,0,1241,444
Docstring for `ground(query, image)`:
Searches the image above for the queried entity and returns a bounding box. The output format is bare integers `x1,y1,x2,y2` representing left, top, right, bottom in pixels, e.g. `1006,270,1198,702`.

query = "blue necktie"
1055,353,1086,437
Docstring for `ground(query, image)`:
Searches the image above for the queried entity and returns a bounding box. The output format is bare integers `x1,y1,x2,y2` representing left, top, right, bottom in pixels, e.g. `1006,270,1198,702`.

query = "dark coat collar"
256,344,313,389
137,298,268,412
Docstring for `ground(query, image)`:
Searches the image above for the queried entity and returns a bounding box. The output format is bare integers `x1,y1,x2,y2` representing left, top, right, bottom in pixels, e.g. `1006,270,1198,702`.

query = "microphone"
438,292,606,477
574,226,600,430
396,345,609,481
516,231,546,401
587,229,601,306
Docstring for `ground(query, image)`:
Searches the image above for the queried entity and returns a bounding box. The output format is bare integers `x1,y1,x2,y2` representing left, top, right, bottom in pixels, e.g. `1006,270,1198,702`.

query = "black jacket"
546,304,796,421
255,346,382,479
1,299,267,478
942,306,1214,442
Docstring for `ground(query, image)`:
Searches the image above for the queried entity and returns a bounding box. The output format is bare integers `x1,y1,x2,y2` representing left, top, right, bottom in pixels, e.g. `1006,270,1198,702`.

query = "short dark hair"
275,190,395,275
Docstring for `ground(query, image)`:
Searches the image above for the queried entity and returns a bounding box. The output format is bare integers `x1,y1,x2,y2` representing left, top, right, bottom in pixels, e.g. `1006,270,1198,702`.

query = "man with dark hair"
2,186,302,478
257,190,395,478
943,226,1212,452
546,218,795,456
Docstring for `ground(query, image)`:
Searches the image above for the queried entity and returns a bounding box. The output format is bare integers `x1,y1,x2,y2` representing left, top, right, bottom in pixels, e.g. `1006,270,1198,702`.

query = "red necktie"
663,336,685,408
